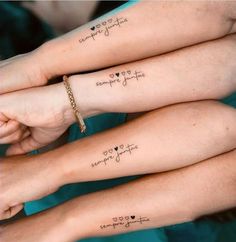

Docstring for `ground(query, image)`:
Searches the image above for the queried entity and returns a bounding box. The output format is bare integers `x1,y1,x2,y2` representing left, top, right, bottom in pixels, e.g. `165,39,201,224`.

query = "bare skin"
0,35,236,154
1,2,236,241
1,100,236,220
1,149,236,242
1,2,236,94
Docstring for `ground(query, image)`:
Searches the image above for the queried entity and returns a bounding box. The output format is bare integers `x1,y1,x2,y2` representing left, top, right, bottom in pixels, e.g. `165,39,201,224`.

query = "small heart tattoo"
119,217,124,221
127,70,131,75
103,151,108,156
109,149,113,154
125,216,129,220
108,19,113,23
121,71,126,76
115,73,120,77
119,144,124,149
102,21,106,26
90,26,95,31
109,74,114,78
113,217,118,222
131,216,135,220
96,24,101,28
114,147,118,151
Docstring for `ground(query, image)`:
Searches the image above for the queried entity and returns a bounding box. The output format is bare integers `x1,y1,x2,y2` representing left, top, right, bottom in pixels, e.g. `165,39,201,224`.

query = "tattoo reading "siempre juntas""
96,70,145,88
79,17,128,44
91,143,138,168
100,215,150,230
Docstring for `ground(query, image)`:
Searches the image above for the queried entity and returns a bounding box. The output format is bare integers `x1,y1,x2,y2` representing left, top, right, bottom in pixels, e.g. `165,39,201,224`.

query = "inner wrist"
67,75,103,119
35,40,62,80
36,38,76,80
62,197,94,240
56,81,76,126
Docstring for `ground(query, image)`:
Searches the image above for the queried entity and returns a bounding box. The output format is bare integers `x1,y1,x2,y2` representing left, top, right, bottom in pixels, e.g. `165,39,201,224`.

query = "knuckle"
13,121,20,129
13,131,23,143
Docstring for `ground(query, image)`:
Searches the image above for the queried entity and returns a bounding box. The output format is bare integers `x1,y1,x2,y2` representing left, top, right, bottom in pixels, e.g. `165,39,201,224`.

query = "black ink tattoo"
91,143,138,168
96,70,145,88
79,17,128,44
100,215,150,230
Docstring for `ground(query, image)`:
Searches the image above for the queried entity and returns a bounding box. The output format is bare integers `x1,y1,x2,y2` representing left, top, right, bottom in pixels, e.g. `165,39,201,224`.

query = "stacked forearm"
46,101,236,185
66,34,236,116
1,2,236,94
39,2,236,79
1,2,236,241
2,149,236,242
65,149,236,241
2,101,236,218
3,34,236,155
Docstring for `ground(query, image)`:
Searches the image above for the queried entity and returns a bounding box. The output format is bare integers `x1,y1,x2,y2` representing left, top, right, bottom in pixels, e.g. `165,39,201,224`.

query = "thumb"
6,136,44,156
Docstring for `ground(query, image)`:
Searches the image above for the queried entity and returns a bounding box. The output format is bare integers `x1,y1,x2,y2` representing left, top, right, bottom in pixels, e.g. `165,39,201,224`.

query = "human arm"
1,148,236,242
1,100,236,220
1,1,236,93
1,34,236,154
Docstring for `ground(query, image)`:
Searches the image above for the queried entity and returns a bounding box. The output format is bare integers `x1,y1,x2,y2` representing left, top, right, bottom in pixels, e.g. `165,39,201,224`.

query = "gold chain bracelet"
63,75,86,133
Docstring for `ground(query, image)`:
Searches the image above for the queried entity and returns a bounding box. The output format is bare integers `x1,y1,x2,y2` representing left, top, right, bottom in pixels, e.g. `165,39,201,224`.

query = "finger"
6,136,44,156
0,60,7,67
0,127,28,144
0,204,23,220
0,120,21,138
0,58,12,67
0,55,23,67
0,123,27,140
12,128,31,144
21,129,31,140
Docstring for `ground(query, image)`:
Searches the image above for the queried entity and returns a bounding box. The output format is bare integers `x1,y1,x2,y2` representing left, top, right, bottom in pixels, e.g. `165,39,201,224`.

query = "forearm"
66,34,236,116
45,101,236,185
1,2,236,95
38,1,236,78
3,100,236,221
26,149,236,241
2,149,236,242
68,149,236,240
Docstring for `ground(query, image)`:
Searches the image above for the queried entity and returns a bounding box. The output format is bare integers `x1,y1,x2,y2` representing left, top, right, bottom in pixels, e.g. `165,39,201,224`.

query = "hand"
0,82,75,155
0,153,64,220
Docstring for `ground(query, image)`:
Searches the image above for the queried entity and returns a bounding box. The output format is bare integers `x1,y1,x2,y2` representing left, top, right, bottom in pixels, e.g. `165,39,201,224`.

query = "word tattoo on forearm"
96,70,145,88
79,17,128,43
91,143,138,168
100,215,150,230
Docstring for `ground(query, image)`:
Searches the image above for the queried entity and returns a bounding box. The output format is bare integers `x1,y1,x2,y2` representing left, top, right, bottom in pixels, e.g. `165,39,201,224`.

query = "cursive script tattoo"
91,143,138,168
79,17,128,44
100,215,150,230
96,70,145,88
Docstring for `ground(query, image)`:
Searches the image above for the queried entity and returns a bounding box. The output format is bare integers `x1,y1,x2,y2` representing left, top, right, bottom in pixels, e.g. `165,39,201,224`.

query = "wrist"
36,38,75,79
31,152,65,193
38,146,71,188
61,197,94,240
66,75,103,119
30,44,54,84
35,40,61,80
55,81,76,126
42,140,85,187
36,40,104,120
